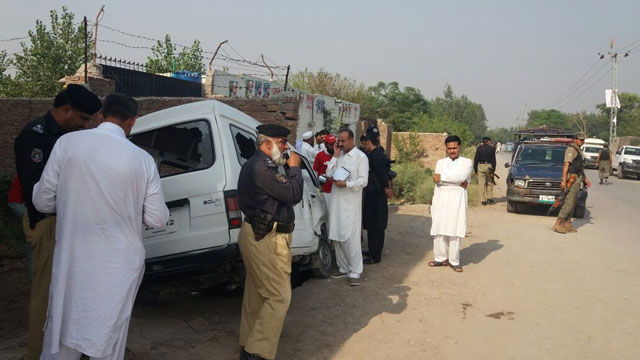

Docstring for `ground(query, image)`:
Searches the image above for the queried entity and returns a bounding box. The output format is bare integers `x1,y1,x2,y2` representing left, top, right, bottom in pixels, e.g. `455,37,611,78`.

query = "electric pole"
609,39,618,147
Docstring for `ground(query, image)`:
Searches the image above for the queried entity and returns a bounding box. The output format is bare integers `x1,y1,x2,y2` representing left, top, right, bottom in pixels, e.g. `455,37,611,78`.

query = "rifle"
488,167,500,185
546,174,577,216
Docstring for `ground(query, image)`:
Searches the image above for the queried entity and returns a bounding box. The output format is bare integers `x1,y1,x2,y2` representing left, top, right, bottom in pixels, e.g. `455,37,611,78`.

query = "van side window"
130,119,215,178
230,126,257,165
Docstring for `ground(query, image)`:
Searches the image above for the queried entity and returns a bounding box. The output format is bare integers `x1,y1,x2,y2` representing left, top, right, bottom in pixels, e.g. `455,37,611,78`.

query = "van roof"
584,138,606,145
132,100,261,134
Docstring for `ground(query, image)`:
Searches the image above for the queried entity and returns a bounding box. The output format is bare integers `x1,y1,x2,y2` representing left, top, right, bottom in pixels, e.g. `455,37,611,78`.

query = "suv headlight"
623,158,633,163
514,179,526,187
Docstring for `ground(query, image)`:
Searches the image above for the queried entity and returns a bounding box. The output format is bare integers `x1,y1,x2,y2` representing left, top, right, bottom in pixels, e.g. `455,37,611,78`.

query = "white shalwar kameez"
326,147,368,279
32,122,169,360
430,156,473,266
300,141,318,164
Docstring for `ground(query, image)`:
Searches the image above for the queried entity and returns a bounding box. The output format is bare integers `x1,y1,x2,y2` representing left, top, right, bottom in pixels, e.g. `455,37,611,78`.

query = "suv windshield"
515,145,566,166
624,147,640,156
583,146,601,153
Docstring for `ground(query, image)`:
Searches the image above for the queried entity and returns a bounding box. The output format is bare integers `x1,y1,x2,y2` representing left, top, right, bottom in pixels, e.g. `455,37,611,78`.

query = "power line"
547,58,603,108
0,36,29,42
556,67,612,109
549,59,610,108
616,38,640,53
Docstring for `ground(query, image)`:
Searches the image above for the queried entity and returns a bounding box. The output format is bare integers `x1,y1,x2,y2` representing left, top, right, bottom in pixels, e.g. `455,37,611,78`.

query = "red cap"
325,134,336,143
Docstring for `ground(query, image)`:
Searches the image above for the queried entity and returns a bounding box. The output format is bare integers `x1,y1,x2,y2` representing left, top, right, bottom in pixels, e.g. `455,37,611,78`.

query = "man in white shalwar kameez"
429,135,473,273
300,131,318,163
326,129,368,286
32,94,169,360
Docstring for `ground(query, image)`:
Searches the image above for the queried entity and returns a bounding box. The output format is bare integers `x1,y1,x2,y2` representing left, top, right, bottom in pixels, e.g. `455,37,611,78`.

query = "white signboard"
605,89,621,108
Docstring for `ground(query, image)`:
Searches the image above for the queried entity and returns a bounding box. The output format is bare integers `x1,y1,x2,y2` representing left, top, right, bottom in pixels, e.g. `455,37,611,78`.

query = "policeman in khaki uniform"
473,136,497,205
14,84,101,360
595,143,612,184
552,132,591,234
237,124,303,360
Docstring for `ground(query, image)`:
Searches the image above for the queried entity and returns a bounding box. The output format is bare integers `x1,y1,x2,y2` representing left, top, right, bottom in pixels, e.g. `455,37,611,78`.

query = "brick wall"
0,97,300,175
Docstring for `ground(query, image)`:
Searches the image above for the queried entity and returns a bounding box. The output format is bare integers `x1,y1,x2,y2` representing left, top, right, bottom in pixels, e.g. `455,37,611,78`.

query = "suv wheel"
507,201,518,213
311,237,333,278
617,166,625,179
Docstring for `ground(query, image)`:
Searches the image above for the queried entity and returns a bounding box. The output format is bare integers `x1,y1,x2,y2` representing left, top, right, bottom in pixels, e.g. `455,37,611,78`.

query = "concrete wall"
207,70,286,99
0,97,300,175
294,92,360,140
390,132,448,170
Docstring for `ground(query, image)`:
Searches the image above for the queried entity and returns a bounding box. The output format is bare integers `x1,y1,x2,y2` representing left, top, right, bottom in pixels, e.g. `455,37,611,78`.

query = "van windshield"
515,145,566,166
583,146,601,153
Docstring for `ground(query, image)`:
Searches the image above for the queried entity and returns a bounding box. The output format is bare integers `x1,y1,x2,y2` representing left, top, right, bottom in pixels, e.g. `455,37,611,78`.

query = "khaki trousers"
558,175,582,219
238,222,292,360
23,215,56,360
477,163,494,202
598,160,611,180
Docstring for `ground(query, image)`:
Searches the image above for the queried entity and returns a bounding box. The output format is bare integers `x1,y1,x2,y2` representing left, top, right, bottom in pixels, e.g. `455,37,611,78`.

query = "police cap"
573,132,586,140
64,84,102,115
257,124,290,138
482,136,491,142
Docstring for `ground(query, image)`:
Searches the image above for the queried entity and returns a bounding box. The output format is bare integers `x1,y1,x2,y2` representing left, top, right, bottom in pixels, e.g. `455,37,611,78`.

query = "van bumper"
143,243,240,284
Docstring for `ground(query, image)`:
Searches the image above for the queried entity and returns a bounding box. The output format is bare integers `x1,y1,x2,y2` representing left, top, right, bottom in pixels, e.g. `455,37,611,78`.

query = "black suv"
505,140,588,218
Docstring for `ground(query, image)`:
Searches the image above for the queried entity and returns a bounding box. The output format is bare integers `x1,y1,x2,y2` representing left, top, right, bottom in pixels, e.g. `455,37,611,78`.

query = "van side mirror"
504,162,511,168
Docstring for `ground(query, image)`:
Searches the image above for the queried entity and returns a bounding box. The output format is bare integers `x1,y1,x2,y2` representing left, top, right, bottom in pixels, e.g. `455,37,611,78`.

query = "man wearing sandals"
429,135,473,273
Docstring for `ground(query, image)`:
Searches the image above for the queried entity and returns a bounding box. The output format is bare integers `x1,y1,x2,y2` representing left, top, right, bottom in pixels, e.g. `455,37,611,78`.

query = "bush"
392,133,425,164
392,162,434,204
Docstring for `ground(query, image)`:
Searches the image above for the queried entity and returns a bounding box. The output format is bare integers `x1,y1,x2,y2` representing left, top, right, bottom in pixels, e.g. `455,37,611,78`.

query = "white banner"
605,89,621,108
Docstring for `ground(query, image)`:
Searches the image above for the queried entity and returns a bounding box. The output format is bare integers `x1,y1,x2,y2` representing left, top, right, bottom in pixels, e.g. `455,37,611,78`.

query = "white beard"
270,140,287,165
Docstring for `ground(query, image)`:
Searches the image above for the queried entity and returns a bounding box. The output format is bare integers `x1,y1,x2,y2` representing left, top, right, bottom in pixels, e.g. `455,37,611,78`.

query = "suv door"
291,153,326,252
614,147,624,170
130,118,229,259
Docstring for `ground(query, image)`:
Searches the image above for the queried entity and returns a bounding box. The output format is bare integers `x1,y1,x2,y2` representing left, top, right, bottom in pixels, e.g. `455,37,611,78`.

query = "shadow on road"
460,239,503,266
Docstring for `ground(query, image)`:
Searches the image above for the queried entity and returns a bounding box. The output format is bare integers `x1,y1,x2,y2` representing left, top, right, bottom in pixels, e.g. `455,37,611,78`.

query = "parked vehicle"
505,139,588,218
505,142,515,152
581,138,606,169
128,100,333,292
613,145,640,179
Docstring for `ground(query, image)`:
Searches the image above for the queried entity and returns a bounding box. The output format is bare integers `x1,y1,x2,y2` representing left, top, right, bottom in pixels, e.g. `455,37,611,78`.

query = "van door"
130,118,229,259
291,154,325,251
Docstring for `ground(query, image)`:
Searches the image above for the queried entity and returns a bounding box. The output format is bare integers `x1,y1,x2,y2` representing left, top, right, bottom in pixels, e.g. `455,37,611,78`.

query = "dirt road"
2,152,639,359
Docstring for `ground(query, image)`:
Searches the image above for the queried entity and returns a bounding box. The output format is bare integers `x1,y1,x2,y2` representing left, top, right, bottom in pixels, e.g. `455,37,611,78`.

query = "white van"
129,100,333,290
581,138,606,169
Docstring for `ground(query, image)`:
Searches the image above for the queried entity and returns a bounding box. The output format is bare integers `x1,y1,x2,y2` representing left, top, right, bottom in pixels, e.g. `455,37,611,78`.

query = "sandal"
450,264,463,273
428,260,449,267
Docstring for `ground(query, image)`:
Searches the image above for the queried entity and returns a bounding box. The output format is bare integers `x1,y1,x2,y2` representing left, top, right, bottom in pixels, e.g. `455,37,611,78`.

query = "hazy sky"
2,0,639,128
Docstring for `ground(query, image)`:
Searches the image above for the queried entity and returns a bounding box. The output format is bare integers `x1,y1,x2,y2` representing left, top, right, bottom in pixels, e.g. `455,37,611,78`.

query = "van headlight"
514,179,526,187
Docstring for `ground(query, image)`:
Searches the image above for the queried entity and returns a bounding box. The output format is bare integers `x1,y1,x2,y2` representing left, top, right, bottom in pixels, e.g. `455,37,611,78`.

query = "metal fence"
96,55,203,97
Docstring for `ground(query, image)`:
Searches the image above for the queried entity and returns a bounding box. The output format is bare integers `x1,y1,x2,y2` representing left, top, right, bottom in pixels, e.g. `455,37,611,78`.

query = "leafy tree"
411,113,474,145
146,35,204,74
596,92,640,138
290,68,371,111
0,50,15,97
367,81,431,121
525,109,569,129
431,84,487,140
12,7,92,96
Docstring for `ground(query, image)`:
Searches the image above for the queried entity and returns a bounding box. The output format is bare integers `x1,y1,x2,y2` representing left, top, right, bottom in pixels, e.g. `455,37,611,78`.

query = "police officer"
237,124,303,360
595,143,612,184
14,84,101,360
473,136,497,205
361,134,391,264
552,132,591,234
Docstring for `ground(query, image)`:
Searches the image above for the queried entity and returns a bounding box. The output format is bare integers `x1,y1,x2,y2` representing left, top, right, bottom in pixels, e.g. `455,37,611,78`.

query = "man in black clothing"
473,136,497,205
361,134,391,264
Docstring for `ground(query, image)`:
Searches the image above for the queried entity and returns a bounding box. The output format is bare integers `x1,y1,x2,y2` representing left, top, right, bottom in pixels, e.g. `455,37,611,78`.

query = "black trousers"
367,228,385,262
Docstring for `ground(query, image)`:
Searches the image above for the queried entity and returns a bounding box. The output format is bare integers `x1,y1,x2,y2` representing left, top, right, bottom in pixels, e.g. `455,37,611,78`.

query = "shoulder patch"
32,124,44,134
275,173,288,183
31,148,43,163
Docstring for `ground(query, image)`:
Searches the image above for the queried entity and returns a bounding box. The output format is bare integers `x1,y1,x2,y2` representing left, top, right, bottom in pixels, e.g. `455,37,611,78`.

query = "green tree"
290,68,371,111
146,35,205,74
367,81,431,121
596,92,640,137
431,84,487,140
525,109,569,129
411,113,474,145
12,7,92,96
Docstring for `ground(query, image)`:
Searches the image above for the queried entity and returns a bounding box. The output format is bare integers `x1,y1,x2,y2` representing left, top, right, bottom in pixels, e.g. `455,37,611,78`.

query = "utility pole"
83,16,88,83
602,38,630,146
284,65,290,91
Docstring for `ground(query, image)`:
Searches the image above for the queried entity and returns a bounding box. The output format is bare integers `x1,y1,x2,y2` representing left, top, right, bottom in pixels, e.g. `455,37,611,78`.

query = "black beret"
257,124,290,138
482,136,491,142
366,126,379,136
65,84,102,114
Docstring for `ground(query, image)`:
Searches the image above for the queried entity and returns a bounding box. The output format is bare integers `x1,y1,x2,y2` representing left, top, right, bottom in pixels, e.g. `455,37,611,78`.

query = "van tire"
573,205,586,219
311,238,333,279
507,201,518,213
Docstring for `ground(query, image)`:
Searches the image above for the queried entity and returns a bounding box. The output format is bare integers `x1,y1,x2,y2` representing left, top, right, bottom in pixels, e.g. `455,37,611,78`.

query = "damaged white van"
128,100,333,290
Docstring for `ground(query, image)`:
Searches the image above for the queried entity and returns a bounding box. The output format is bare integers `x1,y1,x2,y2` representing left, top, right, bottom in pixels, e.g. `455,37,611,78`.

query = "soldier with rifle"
551,132,591,234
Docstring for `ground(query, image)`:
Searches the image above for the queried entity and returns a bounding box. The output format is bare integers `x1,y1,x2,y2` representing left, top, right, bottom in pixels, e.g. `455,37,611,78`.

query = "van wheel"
507,201,518,213
573,205,586,219
311,238,333,278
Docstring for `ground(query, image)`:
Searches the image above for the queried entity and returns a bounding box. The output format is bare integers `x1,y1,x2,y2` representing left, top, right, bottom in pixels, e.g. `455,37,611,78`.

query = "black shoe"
481,201,487,206
364,258,380,265
240,349,266,360
599,180,603,184
487,199,495,205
